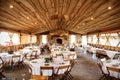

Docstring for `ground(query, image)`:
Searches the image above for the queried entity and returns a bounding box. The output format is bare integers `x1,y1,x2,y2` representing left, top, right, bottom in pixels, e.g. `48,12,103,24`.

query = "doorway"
56,38,62,44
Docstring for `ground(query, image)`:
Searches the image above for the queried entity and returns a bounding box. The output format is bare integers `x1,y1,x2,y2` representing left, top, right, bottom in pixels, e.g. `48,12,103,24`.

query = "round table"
29,58,70,75
102,59,120,78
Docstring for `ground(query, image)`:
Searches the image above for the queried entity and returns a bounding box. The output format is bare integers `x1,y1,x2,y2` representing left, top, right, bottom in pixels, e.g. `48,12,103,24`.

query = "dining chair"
0,57,4,64
26,64,32,78
0,57,6,78
107,66,120,80
68,54,75,60
54,48,59,51
54,65,70,80
98,59,104,65
40,66,55,80
19,53,27,68
25,51,37,61
30,50,38,60
65,60,76,80
25,53,31,61
50,54,56,58
31,75,48,80
97,62,109,80
0,57,9,71
11,55,21,70
56,54,64,59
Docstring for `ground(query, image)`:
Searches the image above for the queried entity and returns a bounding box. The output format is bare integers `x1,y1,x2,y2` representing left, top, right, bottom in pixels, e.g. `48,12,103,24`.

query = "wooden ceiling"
0,0,120,35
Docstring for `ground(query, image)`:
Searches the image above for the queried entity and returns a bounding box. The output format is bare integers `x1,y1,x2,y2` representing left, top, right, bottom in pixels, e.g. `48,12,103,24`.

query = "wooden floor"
2,52,101,80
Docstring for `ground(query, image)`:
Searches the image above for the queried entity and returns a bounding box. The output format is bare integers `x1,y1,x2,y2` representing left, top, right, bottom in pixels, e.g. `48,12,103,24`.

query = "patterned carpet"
2,52,101,80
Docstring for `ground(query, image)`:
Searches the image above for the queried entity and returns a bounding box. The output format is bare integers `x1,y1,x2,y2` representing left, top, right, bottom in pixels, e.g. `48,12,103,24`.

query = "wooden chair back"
97,62,106,75
31,75,48,80
98,59,104,65
0,57,4,63
40,66,54,76
68,54,75,59
56,65,69,76
107,67,120,73
12,55,21,62
56,54,64,59
31,50,38,59
107,66,120,79
27,65,32,74
70,60,76,71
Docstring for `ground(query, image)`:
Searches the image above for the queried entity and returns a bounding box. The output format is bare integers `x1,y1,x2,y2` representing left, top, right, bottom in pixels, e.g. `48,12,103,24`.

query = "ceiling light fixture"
27,17,30,19
108,6,111,10
10,5,13,8
90,17,94,20
35,22,37,24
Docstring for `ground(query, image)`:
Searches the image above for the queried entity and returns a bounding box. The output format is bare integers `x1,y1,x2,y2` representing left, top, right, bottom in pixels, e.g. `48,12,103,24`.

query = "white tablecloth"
0,52,23,62
102,59,120,78
30,58,70,75
105,50,120,59
22,46,41,55
51,51,77,59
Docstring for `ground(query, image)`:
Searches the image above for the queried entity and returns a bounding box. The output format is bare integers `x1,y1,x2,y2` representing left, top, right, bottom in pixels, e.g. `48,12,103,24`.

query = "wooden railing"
88,43,120,52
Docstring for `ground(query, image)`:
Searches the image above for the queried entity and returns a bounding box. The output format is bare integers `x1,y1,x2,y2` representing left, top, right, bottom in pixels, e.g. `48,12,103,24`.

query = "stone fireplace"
49,29,69,44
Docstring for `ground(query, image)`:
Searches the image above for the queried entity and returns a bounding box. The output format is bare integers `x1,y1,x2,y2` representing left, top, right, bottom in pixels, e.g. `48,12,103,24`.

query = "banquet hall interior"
0,0,120,80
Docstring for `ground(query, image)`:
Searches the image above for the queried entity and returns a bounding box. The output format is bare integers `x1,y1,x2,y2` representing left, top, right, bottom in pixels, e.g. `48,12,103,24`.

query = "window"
0,32,20,46
99,34,106,45
31,35,37,43
0,32,10,46
70,35,76,44
88,35,97,44
42,35,47,44
82,36,87,46
92,35,97,44
109,33,119,46
12,34,20,45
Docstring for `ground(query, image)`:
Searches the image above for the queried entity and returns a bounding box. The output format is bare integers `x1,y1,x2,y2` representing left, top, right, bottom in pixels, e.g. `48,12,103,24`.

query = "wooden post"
20,32,22,45
86,34,88,45
117,32,120,47
30,33,32,44
97,33,100,46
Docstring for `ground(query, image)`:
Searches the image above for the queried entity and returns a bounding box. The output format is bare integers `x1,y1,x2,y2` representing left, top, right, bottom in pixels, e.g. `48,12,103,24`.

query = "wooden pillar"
30,33,32,43
86,34,88,45
9,32,13,45
97,33,100,46
117,32,120,47
19,32,22,45
36,34,40,42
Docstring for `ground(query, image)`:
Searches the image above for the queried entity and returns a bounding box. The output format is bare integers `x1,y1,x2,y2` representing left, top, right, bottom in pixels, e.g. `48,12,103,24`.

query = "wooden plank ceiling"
0,0,120,35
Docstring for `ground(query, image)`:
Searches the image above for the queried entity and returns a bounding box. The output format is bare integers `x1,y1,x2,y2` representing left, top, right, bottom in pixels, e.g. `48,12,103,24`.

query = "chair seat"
97,61,109,80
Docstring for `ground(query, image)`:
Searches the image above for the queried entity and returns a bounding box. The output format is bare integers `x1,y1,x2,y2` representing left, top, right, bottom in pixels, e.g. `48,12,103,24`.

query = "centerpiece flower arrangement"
44,58,50,63
61,47,65,51
44,58,50,66
29,47,33,50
